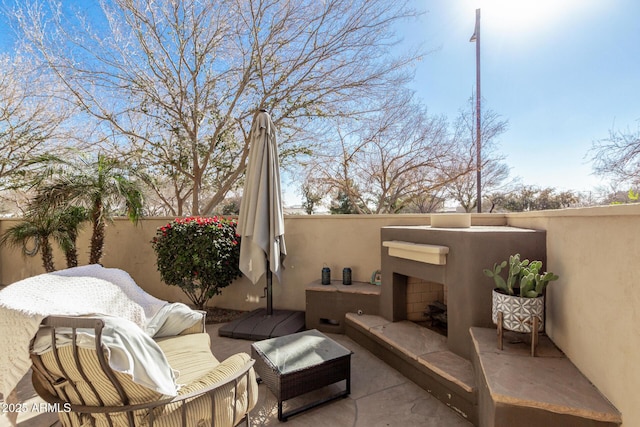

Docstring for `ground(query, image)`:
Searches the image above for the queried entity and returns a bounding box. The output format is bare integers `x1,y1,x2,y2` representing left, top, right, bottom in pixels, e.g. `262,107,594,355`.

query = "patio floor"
1,323,473,427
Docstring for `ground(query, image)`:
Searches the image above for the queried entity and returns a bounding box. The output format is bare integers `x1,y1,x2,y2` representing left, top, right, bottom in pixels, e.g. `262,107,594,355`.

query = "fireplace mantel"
382,240,449,265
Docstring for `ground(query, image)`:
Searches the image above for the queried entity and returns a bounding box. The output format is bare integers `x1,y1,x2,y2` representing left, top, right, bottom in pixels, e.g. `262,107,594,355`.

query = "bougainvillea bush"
151,216,242,309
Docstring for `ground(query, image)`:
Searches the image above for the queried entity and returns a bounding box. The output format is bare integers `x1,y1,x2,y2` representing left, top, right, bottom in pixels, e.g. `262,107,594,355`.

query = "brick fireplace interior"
406,277,447,335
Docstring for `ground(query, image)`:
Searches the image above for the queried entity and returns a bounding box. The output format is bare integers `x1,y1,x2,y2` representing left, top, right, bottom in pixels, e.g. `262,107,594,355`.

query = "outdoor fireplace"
380,224,546,359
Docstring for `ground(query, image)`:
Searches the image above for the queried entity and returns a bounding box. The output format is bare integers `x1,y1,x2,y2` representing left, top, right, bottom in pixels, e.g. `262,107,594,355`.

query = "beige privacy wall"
0,215,436,310
506,204,640,427
1,205,639,426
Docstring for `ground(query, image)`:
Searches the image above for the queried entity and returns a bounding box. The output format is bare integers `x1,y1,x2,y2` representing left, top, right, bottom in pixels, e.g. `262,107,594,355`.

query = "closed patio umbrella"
220,109,304,340
238,109,286,313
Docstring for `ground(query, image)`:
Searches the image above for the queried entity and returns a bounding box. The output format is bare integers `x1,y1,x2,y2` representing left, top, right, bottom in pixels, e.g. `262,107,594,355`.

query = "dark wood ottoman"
250,329,352,421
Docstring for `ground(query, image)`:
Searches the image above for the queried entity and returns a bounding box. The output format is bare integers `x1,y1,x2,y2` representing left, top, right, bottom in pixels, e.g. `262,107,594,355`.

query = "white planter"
492,289,544,333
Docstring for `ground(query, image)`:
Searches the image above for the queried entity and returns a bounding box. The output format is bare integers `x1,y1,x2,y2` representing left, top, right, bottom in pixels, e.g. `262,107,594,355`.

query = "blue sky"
2,1,638,205
398,0,640,196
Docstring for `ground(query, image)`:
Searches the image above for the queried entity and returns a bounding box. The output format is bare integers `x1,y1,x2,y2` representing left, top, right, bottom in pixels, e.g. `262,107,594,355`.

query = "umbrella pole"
266,260,273,315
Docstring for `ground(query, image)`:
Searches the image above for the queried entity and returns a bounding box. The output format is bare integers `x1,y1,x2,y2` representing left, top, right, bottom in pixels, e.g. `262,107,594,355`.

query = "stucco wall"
1,206,638,425
0,218,192,304
0,215,439,310
506,204,640,427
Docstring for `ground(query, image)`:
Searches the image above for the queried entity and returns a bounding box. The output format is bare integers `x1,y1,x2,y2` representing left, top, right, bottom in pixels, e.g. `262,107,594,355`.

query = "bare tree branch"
306,92,464,214
0,53,73,192
10,0,420,215
590,120,640,188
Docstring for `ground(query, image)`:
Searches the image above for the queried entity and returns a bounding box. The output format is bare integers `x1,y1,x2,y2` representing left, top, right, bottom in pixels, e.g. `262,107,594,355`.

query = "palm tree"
32,154,144,264
1,210,61,272
1,204,89,272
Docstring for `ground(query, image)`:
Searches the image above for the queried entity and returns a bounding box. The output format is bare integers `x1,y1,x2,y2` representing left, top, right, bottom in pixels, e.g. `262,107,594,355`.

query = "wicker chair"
29,315,258,427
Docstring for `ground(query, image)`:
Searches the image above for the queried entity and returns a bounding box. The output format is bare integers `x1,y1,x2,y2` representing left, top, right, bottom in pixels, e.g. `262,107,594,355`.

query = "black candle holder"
342,267,352,285
321,267,331,285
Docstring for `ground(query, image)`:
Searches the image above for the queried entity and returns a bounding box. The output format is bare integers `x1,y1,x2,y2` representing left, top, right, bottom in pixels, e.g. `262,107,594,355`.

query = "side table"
250,329,352,421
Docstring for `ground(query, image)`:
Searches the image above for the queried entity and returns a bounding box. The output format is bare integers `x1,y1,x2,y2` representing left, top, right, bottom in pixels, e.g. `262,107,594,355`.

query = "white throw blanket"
0,265,196,399
31,315,179,396
51,265,167,319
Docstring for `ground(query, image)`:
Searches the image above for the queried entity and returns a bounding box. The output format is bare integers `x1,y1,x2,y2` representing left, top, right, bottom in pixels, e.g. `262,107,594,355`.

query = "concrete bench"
305,280,380,333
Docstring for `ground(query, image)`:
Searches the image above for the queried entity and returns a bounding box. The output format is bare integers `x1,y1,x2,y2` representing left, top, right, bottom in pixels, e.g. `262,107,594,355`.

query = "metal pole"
474,8,482,213
266,261,273,315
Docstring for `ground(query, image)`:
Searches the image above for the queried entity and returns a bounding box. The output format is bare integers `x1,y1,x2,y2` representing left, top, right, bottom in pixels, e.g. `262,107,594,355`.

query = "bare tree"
447,159,511,212
591,184,639,206
11,0,419,215
492,185,579,212
590,120,640,188
444,98,512,212
306,93,466,214
0,53,71,193
300,180,323,215
400,190,447,213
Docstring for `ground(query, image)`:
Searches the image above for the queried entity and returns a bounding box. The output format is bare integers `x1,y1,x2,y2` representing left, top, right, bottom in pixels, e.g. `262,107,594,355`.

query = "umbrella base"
218,308,305,340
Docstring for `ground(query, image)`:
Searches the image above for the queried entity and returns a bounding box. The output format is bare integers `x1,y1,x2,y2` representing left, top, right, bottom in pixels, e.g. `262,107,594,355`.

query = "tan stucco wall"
0,215,440,309
1,206,638,426
0,218,193,304
506,204,640,427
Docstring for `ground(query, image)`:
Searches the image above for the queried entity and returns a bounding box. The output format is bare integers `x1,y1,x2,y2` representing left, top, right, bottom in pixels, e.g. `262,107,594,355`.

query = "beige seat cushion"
152,334,258,427
35,332,257,427
37,346,164,427
155,333,219,386
151,352,258,427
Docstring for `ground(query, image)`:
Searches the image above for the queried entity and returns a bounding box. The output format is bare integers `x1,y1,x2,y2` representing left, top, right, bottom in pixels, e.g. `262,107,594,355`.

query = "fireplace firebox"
405,277,447,335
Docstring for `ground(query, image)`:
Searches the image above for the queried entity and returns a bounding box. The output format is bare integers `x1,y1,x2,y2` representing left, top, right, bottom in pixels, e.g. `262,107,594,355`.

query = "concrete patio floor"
1,323,473,427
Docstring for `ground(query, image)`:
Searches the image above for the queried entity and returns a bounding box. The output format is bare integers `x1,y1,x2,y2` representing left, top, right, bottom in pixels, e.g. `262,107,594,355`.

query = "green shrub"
151,216,241,309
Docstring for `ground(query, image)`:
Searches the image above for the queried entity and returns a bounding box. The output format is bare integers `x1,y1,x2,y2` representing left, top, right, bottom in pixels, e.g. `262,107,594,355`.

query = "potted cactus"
483,254,558,333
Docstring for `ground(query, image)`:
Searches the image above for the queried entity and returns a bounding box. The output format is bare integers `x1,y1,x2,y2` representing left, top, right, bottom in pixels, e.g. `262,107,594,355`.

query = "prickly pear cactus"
483,260,508,293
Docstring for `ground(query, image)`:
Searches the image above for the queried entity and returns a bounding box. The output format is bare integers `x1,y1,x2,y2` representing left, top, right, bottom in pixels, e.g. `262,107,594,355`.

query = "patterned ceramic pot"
492,289,544,333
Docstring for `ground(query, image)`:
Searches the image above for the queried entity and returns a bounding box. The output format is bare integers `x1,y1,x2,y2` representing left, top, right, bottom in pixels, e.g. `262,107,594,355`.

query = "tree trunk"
40,237,55,272
89,201,105,264
65,238,79,268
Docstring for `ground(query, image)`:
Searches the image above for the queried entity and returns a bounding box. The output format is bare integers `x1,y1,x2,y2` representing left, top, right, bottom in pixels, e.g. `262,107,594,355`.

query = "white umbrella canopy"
238,109,287,290
221,110,303,338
